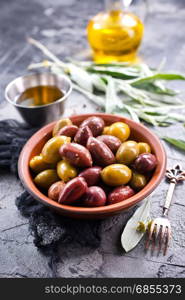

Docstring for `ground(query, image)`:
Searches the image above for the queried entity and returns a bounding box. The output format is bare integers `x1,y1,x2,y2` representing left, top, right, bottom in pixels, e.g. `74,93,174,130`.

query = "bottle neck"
105,0,133,11
105,0,122,12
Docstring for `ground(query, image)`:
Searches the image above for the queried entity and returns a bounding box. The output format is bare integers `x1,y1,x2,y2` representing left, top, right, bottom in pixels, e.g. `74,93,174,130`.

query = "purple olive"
74,126,93,146
59,143,93,168
87,137,115,166
79,116,105,137
78,166,102,186
107,186,135,205
58,177,88,204
82,186,106,207
132,153,157,174
57,125,78,138
48,181,65,201
97,135,121,153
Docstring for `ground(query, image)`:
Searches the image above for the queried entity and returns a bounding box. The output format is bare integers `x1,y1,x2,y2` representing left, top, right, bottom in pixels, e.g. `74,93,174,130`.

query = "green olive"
116,140,139,165
42,136,71,164
108,122,130,142
52,118,72,136
102,126,110,135
138,142,151,154
34,169,60,189
29,154,55,173
130,172,147,191
57,160,78,182
101,164,132,186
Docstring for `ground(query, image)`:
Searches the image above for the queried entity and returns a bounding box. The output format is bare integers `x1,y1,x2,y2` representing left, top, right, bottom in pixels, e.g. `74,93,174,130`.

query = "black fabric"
15,191,101,251
0,119,38,174
0,120,101,276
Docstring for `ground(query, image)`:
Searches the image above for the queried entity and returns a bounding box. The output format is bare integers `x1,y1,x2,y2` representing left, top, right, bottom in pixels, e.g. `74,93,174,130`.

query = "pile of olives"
30,116,157,207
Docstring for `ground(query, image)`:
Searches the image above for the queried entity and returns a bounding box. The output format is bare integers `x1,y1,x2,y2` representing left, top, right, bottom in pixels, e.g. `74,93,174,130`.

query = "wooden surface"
0,0,185,278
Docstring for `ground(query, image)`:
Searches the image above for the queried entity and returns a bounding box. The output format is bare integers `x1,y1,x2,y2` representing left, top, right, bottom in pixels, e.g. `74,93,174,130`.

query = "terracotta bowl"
18,113,166,219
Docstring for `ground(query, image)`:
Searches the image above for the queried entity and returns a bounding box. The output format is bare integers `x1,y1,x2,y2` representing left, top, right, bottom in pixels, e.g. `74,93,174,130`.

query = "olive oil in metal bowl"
16,85,64,107
5,73,72,126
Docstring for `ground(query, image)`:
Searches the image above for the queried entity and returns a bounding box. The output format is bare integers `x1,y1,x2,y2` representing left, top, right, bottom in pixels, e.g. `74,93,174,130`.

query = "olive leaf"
28,38,185,127
121,197,151,252
132,73,185,86
133,82,177,96
68,64,93,93
86,66,140,80
73,84,105,108
124,105,140,123
105,77,123,114
91,74,107,92
162,137,185,151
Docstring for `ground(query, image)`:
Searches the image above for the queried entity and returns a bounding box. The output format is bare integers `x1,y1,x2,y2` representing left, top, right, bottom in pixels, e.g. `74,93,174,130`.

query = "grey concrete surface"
0,0,185,278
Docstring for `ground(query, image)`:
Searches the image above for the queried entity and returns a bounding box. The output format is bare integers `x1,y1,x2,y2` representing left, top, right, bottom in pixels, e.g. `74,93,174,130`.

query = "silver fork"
145,164,185,255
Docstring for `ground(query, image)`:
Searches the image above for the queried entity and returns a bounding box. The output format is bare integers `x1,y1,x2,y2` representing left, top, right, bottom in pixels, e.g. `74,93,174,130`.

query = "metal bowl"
5,72,72,126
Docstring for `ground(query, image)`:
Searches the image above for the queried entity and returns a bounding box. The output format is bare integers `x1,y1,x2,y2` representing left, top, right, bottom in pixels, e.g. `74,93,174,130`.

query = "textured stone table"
0,0,185,278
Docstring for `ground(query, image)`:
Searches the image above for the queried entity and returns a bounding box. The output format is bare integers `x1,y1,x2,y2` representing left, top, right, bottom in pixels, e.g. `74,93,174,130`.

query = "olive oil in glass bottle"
87,0,144,63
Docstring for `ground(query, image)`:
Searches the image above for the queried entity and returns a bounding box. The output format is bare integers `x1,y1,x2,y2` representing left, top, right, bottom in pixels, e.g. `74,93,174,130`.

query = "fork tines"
145,220,171,256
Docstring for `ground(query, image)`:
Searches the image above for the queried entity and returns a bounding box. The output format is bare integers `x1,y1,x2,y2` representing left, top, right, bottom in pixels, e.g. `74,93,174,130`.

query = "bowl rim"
18,113,167,216
4,72,72,109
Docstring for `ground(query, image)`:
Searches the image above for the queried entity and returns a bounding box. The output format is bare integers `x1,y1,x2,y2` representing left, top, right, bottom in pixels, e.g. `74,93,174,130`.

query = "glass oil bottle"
87,0,144,63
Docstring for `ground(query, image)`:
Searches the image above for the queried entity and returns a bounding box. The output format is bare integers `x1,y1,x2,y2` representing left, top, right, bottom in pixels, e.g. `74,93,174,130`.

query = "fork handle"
163,181,176,216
